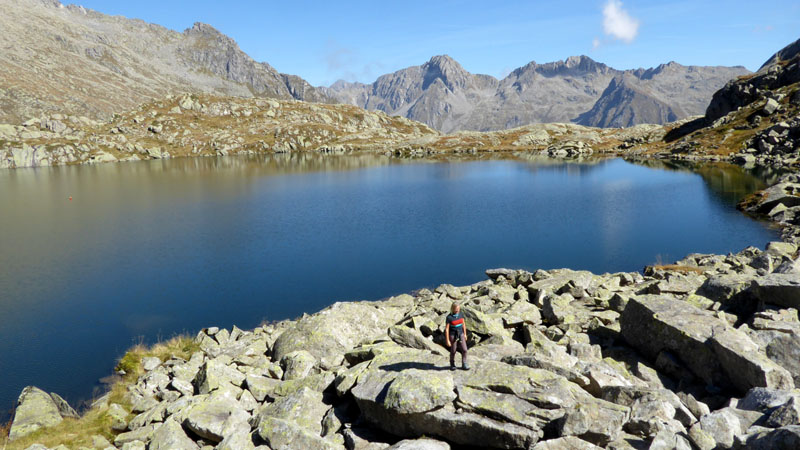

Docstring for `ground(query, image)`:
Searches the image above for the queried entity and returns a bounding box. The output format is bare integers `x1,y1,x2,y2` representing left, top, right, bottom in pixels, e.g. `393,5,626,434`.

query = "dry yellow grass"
649,264,707,275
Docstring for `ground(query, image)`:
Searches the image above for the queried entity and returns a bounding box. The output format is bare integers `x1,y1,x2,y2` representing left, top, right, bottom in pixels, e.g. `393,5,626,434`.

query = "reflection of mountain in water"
625,158,788,207
513,154,616,177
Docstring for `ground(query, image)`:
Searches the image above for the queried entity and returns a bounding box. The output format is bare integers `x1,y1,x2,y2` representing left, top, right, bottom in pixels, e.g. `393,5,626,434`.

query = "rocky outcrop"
8,386,77,440
706,38,800,122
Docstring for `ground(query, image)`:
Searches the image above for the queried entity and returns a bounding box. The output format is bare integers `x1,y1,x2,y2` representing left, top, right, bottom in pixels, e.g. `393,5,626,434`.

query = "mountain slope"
0,0,331,123
576,75,679,128
324,55,749,132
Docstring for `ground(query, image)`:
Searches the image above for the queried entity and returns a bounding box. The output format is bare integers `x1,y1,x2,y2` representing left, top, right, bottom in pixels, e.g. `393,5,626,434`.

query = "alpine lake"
0,153,784,418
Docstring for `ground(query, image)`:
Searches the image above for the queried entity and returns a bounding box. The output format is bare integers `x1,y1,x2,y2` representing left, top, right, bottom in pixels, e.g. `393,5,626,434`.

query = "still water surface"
0,154,780,416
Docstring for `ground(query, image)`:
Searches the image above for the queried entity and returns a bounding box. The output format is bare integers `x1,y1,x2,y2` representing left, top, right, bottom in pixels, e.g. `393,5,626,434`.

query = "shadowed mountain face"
0,0,332,123
323,55,749,132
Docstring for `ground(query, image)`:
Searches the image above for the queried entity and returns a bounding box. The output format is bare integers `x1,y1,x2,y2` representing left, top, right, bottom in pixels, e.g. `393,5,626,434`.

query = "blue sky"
69,0,800,86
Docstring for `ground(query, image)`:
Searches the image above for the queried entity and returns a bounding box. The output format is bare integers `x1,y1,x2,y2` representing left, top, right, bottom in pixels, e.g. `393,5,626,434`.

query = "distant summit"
322,55,749,132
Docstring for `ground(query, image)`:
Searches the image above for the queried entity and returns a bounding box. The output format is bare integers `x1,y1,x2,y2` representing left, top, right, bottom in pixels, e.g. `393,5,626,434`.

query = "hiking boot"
462,362,470,370
450,365,457,371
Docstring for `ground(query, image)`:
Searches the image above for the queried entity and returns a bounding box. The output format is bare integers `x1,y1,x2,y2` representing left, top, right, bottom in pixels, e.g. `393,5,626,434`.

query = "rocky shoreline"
4,170,800,450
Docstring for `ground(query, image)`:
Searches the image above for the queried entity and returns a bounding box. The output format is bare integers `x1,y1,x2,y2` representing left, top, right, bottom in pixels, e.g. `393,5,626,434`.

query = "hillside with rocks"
0,90,677,170
0,0,331,124
322,55,748,132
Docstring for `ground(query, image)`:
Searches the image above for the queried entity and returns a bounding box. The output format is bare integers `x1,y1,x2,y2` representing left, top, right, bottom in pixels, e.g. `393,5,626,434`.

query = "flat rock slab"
750,273,800,308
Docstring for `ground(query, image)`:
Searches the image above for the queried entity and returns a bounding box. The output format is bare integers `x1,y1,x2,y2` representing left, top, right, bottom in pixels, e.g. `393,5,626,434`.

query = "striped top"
446,312,464,328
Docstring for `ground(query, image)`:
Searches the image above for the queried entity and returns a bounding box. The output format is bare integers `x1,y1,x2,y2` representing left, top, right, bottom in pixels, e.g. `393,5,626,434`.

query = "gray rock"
558,400,629,446
710,328,794,392
620,296,728,387
739,387,800,412
387,326,446,354
108,402,130,432
386,438,451,450
193,359,247,394
461,307,506,336
9,386,65,440
120,441,147,450
742,425,800,449
351,351,542,448
698,409,742,449
750,274,800,309
766,333,800,385
763,98,780,115
142,356,162,371
384,369,456,414
149,417,200,450
766,396,800,427
256,416,341,450
183,396,250,443
253,387,329,436
114,424,158,447
532,437,602,449
272,301,405,369
280,350,316,380
341,427,392,450
46,392,77,420
688,422,716,450
245,374,279,402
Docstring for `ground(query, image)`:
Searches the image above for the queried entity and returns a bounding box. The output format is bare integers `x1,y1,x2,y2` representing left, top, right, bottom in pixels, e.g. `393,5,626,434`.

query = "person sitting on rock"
445,302,469,370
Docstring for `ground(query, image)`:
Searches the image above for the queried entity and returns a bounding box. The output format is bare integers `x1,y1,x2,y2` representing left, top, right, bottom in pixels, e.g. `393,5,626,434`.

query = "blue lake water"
0,154,780,418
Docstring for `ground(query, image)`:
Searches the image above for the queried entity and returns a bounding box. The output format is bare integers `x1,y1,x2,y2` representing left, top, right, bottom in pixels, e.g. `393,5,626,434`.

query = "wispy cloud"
322,39,385,84
602,0,640,43
324,40,356,72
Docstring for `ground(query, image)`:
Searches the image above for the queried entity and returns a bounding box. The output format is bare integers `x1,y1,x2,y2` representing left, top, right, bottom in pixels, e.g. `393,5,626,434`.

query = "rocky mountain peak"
534,55,611,77
185,22,228,40
421,54,473,91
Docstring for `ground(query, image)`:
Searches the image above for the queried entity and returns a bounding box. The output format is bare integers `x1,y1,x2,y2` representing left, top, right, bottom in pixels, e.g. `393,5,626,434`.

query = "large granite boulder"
750,274,800,308
148,417,200,450
272,301,406,368
621,295,794,393
348,347,622,449
9,386,71,440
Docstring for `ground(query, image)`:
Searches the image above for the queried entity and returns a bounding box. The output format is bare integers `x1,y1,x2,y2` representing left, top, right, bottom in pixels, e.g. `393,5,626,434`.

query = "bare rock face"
324,54,748,132
0,0,332,123
706,37,800,121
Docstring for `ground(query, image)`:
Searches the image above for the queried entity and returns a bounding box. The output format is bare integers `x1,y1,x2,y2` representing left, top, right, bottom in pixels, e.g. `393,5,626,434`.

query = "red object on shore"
69,196,72,201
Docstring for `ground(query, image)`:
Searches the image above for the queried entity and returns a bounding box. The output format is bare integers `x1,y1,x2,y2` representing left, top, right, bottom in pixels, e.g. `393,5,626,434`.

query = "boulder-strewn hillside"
0,91,676,170
0,0,332,124
322,55,749,132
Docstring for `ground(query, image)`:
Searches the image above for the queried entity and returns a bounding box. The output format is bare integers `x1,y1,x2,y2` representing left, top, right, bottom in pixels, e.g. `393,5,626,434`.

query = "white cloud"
602,0,639,43
592,38,601,49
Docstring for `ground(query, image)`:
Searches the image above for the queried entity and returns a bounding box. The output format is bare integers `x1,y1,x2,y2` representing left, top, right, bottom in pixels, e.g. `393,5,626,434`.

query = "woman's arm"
462,323,468,341
445,323,451,347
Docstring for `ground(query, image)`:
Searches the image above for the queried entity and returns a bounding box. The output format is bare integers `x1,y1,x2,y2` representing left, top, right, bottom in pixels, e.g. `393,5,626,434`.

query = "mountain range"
322,55,750,132
0,0,750,131
0,0,331,123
